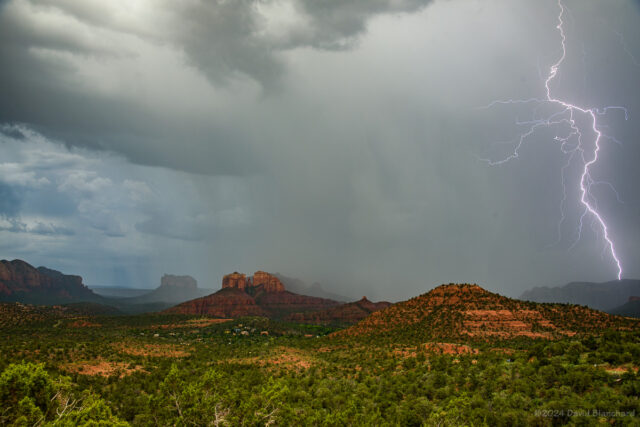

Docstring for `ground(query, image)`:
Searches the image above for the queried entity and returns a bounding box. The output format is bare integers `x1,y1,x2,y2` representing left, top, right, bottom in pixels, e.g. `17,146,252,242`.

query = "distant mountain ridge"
519,279,640,311
610,296,640,319
336,283,639,341
0,259,102,305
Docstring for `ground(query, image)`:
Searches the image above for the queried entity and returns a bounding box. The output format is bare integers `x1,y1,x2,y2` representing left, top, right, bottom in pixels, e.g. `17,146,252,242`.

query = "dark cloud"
0,126,26,140
0,0,639,300
164,0,434,87
0,183,21,217
0,0,435,177
292,0,431,48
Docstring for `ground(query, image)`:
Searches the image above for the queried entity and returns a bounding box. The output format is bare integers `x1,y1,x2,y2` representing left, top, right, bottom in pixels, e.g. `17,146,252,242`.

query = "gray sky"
1,0,639,301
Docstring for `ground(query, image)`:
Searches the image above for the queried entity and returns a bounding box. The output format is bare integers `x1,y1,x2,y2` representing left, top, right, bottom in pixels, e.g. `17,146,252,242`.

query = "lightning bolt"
479,0,626,280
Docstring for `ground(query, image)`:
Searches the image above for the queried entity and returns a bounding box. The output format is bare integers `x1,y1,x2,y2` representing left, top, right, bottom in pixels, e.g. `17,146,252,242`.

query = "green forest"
0,313,638,426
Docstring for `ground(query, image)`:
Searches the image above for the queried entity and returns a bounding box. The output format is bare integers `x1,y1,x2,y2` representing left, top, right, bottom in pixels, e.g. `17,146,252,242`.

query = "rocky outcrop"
0,259,99,305
222,272,248,290
287,296,392,325
252,271,284,292
222,271,284,293
165,270,340,319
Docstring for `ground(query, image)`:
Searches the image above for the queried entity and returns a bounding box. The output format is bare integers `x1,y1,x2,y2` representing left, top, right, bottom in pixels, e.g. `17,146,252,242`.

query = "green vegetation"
0,362,126,426
0,311,639,426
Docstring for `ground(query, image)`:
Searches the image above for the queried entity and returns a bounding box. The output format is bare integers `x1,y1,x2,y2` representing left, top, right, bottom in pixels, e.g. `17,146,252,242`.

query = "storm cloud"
1,0,639,299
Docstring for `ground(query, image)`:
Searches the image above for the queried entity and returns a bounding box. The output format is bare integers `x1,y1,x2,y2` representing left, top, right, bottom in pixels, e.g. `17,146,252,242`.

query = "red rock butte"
165,270,345,319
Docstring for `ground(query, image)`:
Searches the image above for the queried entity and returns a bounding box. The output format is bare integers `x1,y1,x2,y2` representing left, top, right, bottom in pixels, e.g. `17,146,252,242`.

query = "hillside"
0,301,120,328
519,279,640,311
335,283,639,341
58,302,122,316
2,295,640,426
166,287,266,317
0,259,103,305
287,297,391,325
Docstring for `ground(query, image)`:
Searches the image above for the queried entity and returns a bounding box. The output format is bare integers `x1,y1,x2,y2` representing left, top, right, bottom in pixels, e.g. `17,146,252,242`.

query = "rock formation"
166,270,341,319
252,271,285,292
0,259,100,305
222,271,284,293
222,272,248,290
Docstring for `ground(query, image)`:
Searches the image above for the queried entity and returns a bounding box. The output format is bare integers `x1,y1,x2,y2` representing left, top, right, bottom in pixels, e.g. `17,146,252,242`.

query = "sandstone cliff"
222,272,248,290
222,271,284,293
0,259,100,305
251,271,285,292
